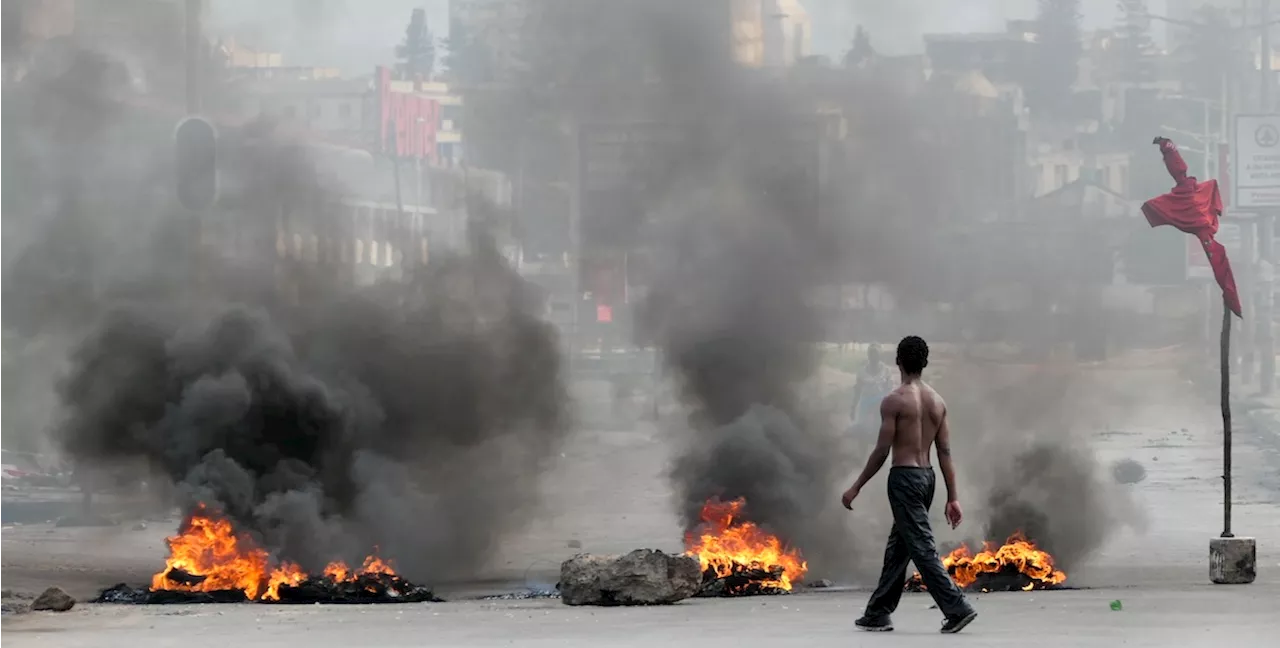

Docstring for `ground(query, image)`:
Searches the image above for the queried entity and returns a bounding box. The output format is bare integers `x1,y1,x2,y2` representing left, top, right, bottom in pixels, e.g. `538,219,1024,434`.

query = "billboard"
375,66,439,161
1234,114,1280,208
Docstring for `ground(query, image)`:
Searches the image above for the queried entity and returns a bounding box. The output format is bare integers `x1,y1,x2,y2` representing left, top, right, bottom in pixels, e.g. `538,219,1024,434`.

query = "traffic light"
174,116,218,211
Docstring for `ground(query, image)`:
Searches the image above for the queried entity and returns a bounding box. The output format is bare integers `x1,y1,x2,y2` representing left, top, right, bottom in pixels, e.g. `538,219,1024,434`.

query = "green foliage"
396,8,435,82
1113,0,1158,83
1026,0,1082,118
1177,6,1235,99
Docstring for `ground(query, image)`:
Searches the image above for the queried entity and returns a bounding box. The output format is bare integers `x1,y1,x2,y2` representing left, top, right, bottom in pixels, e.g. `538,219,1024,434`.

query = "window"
340,239,349,263
339,103,353,119
292,234,303,260
420,237,429,265
385,242,393,267
355,239,364,264
371,240,379,266
308,235,319,262
1119,166,1129,196
1054,164,1068,188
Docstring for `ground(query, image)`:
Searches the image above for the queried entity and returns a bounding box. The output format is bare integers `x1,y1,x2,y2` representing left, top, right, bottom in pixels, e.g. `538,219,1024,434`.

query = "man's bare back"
884,381,947,468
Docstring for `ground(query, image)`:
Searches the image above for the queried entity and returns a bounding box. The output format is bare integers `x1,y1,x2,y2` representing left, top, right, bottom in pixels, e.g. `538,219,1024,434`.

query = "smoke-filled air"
3,0,1268,616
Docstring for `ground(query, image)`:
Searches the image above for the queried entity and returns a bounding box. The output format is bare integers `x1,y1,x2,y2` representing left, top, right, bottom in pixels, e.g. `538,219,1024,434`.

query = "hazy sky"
206,0,1140,76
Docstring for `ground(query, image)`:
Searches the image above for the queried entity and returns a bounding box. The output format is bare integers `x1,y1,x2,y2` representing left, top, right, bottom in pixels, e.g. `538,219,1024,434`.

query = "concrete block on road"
1209,537,1257,584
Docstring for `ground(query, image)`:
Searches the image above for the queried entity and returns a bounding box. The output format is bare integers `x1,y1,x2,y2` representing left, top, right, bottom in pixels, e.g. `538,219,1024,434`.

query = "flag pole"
1220,296,1233,538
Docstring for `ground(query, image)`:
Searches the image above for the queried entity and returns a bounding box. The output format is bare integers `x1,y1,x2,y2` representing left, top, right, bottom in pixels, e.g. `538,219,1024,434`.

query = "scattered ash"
695,566,790,598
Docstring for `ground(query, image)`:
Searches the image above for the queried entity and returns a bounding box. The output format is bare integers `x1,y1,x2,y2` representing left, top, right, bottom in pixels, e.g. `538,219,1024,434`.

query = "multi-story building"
923,21,1036,86
763,0,812,68
2,0,74,82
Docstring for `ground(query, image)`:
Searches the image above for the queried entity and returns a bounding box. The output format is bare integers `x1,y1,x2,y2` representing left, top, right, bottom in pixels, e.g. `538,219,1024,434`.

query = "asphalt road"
4,362,1280,646
3,585,1277,648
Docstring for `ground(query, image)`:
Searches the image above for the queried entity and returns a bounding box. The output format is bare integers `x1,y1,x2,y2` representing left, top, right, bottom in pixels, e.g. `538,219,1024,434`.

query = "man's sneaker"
855,615,894,632
940,610,978,634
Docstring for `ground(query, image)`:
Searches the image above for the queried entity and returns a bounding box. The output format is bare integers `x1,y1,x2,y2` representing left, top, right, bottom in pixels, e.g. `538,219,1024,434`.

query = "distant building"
382,73,465,167
718,0,812,69
2,0,74,82
235,77,373,147
763,0,812,68
923,21,1036,85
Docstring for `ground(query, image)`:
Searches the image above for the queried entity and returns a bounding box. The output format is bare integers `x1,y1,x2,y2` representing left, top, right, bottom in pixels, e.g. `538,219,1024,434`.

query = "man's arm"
850,395,897,491
936,405,963,528
935,406,958,502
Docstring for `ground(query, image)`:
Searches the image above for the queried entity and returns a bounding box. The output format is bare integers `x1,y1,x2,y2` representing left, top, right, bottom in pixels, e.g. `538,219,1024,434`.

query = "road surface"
4,361,1280,646
2,584,1277,648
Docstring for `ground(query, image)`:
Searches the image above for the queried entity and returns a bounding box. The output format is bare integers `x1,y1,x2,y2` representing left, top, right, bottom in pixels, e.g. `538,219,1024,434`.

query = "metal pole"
185,0,202,113
1204,100,1212,179
1261,0,1277,393
1222,297,1234,538
1264,0,1273,111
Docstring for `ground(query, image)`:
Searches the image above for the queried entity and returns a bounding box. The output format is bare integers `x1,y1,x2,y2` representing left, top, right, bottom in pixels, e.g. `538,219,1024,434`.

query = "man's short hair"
896,336,928,375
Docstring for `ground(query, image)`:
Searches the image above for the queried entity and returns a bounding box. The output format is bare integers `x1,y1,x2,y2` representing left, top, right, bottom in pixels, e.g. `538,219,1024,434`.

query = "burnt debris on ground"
904,567,1067,593
95,573,442,605
271,573,442,604
695,565,790,598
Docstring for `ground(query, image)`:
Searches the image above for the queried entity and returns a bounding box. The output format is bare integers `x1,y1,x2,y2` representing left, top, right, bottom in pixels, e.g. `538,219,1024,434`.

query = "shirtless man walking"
841,335,978,634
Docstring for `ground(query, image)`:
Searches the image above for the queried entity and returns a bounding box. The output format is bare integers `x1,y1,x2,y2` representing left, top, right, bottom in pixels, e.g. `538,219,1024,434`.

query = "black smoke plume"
7,31,569,582
55,229,568,578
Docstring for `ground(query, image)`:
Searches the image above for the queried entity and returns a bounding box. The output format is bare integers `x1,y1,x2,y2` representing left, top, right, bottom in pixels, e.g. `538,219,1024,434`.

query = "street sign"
1234,114,1280,208
1187,222,1245,280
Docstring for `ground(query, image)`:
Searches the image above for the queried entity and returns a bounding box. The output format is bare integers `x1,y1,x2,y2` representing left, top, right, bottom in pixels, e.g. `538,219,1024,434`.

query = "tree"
1113,0,1158,84
1025,0,1081,118
843,25,874,69
1177,5,1236,99
396,8,435,82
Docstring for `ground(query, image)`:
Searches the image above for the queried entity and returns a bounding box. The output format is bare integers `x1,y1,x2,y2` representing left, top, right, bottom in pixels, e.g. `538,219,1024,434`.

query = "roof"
924,31,1034,44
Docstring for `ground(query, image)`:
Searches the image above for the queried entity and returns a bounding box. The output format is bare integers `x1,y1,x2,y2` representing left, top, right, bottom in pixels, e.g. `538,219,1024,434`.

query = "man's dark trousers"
864,466,973,619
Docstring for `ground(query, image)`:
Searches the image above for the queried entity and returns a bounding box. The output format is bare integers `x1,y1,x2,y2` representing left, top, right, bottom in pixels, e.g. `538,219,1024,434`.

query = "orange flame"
913,531,1066,591
150,504,401,601
683,497,808,591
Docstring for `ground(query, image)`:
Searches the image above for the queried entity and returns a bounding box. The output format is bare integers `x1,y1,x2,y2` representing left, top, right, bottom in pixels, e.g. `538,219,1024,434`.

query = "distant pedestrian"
850,344,895,434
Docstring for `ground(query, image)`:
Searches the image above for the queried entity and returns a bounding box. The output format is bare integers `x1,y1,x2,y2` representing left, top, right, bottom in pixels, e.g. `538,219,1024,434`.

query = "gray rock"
559,549,702,606
31,587,75,612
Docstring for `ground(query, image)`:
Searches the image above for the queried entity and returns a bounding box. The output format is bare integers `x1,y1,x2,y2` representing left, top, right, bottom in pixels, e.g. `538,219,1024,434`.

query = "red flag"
1141,138,1242,317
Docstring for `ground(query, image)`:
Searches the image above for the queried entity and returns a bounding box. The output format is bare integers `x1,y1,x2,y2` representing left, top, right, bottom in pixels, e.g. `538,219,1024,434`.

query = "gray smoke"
500,1,953,577
983,441,1111,570
935,365,1136,570
5,31,569,582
